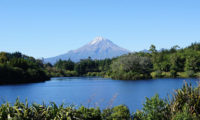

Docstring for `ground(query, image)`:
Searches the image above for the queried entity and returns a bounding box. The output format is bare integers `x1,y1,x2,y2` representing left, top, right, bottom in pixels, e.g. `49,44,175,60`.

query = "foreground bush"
0,83,200,120
0,100,131,120
133,82,200,120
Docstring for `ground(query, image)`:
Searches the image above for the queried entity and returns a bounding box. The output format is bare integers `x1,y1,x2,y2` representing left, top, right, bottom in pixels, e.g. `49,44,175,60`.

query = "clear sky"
0,0,200,58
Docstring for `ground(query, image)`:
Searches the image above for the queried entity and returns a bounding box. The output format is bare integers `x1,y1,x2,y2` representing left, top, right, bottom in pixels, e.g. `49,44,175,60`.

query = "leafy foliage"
111,54,152,80
133,94,170,120
0,52,49,84
0,99,130,120
48,57,112,78
133,82,200,120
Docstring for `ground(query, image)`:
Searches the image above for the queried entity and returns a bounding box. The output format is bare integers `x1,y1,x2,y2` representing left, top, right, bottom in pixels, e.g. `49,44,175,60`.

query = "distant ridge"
44,37,130,64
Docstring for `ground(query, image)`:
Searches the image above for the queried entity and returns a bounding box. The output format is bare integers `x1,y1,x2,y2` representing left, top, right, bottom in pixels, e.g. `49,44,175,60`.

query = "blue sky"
0,0,200,58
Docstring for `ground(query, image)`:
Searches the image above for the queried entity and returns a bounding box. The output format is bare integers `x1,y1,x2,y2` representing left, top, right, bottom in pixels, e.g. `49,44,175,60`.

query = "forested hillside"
0,52,49,84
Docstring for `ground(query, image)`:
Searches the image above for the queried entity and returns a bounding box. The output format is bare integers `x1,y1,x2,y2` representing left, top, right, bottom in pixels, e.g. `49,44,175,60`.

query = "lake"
0,77,199,112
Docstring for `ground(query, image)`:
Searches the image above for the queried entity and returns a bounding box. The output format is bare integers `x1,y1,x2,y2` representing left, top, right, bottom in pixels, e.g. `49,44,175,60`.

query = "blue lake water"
0,77,199,112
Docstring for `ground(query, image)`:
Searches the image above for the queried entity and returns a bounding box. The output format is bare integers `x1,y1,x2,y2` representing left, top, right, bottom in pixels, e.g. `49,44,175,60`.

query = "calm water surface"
0,77,199,112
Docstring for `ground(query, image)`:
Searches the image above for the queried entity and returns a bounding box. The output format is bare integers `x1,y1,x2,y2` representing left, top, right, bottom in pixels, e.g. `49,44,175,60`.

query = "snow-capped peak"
45,37,130,63
90,36,108,45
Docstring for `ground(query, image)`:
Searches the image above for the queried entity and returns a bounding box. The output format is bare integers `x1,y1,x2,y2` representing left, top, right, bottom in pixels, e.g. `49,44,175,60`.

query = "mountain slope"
45,37,130,63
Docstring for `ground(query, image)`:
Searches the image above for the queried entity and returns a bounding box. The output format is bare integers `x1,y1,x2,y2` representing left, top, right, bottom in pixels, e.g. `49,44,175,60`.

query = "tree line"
46,57,112,78
47,42,200,80
1,42,200,84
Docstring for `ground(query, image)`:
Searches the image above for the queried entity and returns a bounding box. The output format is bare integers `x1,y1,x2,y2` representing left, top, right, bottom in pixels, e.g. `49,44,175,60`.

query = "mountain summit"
89,36,107,45
45,37,130,63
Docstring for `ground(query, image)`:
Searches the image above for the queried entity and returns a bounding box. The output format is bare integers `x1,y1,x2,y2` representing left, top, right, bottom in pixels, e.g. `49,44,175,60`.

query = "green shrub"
143,94,170,120
102,105,131,120
78,106,101,120
171,83,200,116
185,70,195,77
111,105,131,120
172,104,199,120
195,72,200,78
151,70,163,78
161,72,171,78
170,70,177,78
177,72,187,78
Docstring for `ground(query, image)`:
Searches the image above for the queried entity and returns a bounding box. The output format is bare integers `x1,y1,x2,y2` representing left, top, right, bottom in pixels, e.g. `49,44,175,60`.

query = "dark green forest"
0,82,199,119
1,42,200,84
0,52,49,84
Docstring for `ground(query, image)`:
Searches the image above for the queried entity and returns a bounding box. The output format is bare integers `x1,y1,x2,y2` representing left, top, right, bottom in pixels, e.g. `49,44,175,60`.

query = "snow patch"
90,36,106,45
